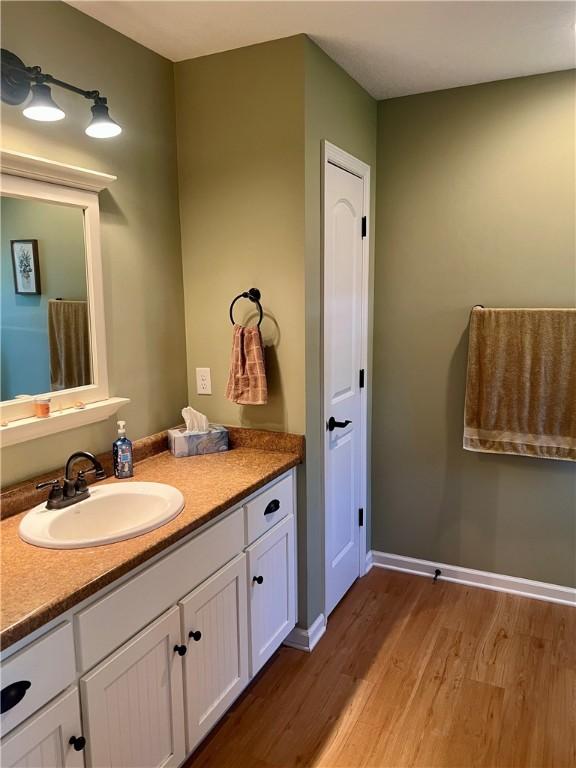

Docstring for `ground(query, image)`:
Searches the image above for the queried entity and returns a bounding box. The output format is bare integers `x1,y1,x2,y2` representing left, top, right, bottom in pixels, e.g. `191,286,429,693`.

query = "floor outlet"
196,368,212,395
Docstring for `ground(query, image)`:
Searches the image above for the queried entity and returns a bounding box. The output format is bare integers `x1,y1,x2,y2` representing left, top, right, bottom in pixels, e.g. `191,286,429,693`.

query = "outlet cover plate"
195,367,212,395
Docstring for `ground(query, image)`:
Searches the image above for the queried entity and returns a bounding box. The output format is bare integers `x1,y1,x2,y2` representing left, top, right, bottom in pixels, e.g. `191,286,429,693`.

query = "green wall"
373,71,576,587
1,1,187,486
303,39,377,623
174,36,306,436
1,198,87,400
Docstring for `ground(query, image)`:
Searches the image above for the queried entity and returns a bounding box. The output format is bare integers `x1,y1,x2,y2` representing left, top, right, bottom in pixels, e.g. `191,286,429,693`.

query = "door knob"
174,644,187,656
253,575,264,585
327,417,352,432
69,736,86,752
189,630,202,642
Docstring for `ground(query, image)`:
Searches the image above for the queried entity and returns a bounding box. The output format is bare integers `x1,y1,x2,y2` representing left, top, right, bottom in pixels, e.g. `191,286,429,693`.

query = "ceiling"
68,1,576,99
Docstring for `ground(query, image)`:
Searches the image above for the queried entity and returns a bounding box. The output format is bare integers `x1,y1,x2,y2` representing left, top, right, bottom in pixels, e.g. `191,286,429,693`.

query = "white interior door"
324,157,366,617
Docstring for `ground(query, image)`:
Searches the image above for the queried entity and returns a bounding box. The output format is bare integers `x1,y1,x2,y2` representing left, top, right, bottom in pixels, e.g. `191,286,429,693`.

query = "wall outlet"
195,367,212,395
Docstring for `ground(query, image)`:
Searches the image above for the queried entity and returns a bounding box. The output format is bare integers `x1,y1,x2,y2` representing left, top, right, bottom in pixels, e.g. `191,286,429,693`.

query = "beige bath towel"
464,307,576,461
48,299,91,391
226,324,268,405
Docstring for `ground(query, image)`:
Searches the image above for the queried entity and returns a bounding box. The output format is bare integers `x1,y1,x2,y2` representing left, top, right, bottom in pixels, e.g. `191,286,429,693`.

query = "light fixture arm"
34,71,102,103
1,49,106,107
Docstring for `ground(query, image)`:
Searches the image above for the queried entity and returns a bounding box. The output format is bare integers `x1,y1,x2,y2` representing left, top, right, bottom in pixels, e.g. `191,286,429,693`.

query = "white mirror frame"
0,150,129,446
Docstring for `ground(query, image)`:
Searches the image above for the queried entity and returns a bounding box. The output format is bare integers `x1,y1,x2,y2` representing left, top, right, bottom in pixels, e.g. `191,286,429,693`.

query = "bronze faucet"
36,451,106,510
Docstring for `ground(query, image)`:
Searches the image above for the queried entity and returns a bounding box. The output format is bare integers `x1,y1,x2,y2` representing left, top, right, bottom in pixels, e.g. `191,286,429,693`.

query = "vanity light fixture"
1,49,122,138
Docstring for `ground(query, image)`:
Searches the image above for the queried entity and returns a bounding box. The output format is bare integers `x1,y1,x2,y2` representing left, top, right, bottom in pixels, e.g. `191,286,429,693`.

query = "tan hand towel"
48,299,91,391
225,324,268,405
464,307,576,461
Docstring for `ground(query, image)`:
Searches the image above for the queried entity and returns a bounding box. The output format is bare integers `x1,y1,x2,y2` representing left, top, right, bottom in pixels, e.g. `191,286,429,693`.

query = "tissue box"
168,425,229,458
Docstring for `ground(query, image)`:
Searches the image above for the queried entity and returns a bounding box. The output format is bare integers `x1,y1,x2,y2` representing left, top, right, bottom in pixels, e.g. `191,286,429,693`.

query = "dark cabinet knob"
253,575,264,585
174,644,187,656
264,499,280,516
69,736,86,752
189,630,202,642
1,680,31,714
327,417,352,432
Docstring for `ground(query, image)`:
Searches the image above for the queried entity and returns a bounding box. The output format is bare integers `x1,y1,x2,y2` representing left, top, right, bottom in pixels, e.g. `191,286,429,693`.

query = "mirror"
0,150,128,446
1,195,92,401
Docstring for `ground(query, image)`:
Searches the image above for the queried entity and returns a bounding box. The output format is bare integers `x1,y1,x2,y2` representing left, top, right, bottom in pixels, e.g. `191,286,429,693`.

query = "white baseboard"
283,614,327,652
368,551,576,607
364,550,374,573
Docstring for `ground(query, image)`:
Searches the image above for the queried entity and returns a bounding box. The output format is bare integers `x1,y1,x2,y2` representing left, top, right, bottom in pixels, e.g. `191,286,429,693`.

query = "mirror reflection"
1,196,92,402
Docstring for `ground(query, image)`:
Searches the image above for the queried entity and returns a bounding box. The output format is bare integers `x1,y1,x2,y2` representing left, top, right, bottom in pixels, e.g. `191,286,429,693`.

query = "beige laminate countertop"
1,447,300,651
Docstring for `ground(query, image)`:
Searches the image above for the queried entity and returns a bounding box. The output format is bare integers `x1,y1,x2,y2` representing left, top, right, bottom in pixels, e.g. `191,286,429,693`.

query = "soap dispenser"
113,420,134,479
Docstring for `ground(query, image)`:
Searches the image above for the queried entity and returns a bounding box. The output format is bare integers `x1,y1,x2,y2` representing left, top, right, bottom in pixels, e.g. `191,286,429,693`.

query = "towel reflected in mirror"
48,299,91,391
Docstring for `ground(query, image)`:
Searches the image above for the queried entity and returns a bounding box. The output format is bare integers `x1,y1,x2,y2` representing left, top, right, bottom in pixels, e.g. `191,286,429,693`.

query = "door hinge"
358,508,364,527
361,216,367,238
359,368,365,389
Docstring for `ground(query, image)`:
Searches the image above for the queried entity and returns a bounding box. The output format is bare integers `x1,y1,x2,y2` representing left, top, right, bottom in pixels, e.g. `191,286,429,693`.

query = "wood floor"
185,568,576,768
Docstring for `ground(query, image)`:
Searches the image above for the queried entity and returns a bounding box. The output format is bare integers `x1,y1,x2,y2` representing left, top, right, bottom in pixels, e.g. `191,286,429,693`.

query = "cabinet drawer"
76,508,244,672
1,623,75,736
245,473,293,546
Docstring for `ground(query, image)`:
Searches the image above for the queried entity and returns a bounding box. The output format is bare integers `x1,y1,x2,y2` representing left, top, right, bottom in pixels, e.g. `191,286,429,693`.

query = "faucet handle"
82,467,107,481
36,479,61,491
75,471,88,494
36,479,64,505
75,467,106,494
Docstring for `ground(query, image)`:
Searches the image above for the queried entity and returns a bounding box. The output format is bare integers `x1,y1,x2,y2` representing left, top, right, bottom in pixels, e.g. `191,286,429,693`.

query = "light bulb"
85,102,122,138
22,83,65,122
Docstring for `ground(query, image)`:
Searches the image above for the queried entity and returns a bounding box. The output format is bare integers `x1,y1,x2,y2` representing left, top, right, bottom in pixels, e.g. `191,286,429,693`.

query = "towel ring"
229,288,263,327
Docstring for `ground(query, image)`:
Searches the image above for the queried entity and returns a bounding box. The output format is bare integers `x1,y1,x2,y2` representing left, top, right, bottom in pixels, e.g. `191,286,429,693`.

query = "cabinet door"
179,554,248,753
80,606,185,768
1,688,84,768
247,514,296,676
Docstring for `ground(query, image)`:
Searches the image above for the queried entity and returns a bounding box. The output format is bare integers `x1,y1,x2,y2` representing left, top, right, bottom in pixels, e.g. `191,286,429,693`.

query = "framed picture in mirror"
11,239,41,295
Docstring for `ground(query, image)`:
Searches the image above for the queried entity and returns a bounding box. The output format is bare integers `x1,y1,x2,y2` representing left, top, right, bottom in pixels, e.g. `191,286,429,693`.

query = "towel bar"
229,288,263,327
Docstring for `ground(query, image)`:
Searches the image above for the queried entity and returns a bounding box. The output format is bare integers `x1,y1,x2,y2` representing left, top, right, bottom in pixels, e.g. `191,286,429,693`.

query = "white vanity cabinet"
1,688,84,768
179,554,249,752
80,607,186,768
0,469,297,768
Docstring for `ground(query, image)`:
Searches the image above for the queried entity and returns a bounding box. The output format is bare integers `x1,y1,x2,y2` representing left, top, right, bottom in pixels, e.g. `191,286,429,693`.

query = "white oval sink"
19,482,185,549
